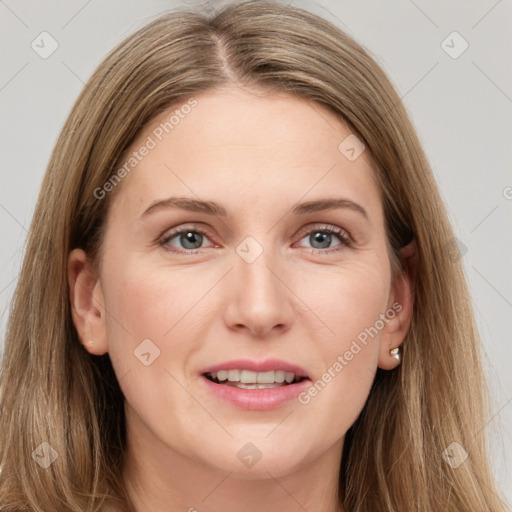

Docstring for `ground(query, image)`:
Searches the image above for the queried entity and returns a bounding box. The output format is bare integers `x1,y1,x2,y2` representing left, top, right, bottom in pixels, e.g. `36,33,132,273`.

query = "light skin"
68,85,415,512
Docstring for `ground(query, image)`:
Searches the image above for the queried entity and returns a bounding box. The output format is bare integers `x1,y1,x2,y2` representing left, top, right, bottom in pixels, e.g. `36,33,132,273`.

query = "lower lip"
201,375,311,410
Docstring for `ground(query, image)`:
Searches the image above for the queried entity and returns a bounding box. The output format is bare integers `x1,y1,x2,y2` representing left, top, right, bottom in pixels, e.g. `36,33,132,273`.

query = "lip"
200,358,311,411
200,374,311,410
200,358,309,378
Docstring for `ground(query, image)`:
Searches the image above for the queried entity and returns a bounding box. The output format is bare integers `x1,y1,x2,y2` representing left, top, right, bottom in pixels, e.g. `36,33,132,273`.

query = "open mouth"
200,366,312,409
203,370,308,390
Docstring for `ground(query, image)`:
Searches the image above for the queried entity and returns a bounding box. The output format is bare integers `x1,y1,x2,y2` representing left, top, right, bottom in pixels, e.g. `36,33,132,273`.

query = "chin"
199,440,310,479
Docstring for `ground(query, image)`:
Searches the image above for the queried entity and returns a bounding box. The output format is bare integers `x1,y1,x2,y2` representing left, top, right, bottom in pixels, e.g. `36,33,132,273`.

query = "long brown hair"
0,1,507,510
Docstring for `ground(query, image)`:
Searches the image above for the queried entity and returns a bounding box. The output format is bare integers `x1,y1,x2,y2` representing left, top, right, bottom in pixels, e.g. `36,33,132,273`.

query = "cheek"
295,260,390,428
102,256,209,339
98,256,195,375
99,259,209,433
305,257,391,348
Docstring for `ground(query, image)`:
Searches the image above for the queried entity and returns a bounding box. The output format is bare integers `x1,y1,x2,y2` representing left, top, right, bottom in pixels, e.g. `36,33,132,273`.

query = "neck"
121,409,344,512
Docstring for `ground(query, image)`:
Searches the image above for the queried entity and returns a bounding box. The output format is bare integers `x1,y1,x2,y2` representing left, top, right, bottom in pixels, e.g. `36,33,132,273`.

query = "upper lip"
201,358,310,378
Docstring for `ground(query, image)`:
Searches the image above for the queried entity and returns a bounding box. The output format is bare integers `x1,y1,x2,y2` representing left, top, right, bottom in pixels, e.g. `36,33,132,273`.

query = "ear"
68,248,109,355
378,239,417,370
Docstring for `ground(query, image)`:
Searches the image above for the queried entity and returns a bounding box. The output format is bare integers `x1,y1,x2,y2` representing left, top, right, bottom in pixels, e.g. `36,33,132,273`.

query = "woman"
0,1,507,511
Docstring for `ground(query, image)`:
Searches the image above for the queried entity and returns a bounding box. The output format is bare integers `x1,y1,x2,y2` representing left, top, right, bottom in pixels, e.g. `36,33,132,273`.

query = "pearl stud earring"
390,347,401,364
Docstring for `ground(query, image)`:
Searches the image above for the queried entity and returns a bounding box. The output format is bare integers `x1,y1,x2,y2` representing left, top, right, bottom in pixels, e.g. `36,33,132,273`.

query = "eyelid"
159,223,217,249
159,222,353,253
292,223,353,253
294,223,352,243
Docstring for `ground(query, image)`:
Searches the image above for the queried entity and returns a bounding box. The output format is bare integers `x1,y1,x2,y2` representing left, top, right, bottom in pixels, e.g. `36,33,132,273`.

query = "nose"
222,244,294,338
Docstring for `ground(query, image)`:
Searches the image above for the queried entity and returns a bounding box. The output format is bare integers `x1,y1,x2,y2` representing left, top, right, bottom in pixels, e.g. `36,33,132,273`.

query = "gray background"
1,0,511,505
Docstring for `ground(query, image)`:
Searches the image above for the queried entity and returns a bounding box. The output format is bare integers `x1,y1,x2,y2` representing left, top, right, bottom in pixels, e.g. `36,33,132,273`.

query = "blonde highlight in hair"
0,1,507,511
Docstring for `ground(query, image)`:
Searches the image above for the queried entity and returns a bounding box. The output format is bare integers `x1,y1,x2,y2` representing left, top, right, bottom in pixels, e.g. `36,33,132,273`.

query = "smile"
200,362,311,410
204,369,305,389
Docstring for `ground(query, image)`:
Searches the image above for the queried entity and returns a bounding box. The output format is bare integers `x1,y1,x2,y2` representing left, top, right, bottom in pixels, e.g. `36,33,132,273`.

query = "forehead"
107,86,382,222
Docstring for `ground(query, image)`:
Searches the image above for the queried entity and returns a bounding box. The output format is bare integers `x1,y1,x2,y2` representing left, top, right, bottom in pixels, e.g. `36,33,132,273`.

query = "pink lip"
200,358,309,378
200,375,311,410
199,358,311,411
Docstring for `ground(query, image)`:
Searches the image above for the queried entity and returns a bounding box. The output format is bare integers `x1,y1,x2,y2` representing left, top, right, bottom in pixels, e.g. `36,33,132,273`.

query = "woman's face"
70,86,411,479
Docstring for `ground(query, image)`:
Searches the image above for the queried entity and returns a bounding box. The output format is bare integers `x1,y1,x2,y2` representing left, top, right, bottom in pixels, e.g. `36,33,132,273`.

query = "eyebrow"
140,196,369,221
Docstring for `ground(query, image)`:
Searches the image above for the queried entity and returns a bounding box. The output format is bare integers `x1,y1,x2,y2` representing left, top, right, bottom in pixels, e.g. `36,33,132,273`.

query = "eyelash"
159,223,352,255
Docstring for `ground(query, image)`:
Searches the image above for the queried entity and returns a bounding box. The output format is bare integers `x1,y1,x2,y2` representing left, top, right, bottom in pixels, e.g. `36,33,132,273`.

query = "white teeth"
240,370,257,383
228,382,283,389
227,370,240,382
256,371,275,384
275,370,285,383
208,369,301,384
